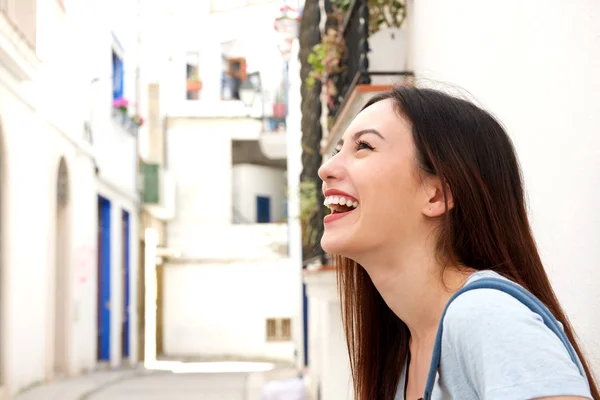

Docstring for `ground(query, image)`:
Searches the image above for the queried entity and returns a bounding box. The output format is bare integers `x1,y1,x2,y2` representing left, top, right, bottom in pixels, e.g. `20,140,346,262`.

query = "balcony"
258,129,287,160
141,162,177,221
320,0,414,156
258,104,287,160
0,0,39,80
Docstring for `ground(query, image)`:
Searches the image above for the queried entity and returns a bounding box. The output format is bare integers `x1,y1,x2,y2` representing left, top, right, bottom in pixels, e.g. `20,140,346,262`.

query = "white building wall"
411,0,600,369
69,152,100,375
304,271,352,400
0,71,97,395
167,118,233,230
285,37,305,372
163,260,296,362
232,164,287,223
0,0,141,394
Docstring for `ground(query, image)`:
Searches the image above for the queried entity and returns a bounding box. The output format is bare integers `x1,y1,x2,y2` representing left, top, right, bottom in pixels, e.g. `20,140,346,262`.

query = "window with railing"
185,52,202,100
221,56,247,101
0,0,37,49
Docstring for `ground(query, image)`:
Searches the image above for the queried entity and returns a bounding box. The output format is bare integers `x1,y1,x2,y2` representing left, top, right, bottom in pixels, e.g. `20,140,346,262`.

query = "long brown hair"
336,86,599,399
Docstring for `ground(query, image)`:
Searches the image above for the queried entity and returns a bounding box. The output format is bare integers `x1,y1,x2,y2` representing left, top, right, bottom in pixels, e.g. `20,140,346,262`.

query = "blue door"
303,281,309,366
122,210,131,359
97,196,111,361
256,196,271,223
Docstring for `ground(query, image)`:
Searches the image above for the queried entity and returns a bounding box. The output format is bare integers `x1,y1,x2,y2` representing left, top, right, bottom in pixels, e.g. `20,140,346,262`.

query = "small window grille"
266,317,292,342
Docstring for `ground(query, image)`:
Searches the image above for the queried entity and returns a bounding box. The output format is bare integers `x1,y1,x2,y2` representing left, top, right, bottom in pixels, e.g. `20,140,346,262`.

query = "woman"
318,87,598,400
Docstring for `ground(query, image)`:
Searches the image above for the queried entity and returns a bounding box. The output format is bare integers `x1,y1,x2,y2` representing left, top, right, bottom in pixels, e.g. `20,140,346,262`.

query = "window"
221,57,247,101
266,318,292,342
112,50,124,101
186,52,201,100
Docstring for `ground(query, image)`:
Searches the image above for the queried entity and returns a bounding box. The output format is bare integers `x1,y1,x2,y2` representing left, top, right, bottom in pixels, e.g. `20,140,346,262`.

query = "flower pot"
273,103,287,119
187,80,203,92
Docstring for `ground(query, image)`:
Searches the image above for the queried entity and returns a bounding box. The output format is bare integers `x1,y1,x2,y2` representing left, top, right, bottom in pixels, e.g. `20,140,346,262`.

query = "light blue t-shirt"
395,270,592,400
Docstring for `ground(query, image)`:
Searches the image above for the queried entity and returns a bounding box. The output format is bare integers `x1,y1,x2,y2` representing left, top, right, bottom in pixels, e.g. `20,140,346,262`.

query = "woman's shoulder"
438,271,591,399
443,270,538,330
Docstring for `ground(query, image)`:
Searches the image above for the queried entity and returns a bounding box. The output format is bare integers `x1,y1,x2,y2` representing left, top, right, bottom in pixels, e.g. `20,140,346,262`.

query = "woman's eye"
356,140,374,151
331,144,342,156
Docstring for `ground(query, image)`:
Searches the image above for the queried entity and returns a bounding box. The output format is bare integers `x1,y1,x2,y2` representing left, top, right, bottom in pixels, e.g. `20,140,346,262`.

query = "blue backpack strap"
423,277,586,400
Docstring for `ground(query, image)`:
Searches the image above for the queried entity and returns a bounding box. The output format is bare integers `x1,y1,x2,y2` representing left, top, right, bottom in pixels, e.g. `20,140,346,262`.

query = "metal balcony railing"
0,0,36,50
328,0,413,123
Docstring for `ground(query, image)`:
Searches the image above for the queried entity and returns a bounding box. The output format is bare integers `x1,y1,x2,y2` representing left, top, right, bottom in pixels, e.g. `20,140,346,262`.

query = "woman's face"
318,98,435,259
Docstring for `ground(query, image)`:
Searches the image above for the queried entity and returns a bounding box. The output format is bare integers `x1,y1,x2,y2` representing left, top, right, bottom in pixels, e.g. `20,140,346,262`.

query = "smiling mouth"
324,195,359,212
323,195,358,222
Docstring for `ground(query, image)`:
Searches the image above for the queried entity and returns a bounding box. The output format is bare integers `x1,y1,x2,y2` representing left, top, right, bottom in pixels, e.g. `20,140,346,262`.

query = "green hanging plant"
306,5,346,107
368,0,407,35
299,180,329,254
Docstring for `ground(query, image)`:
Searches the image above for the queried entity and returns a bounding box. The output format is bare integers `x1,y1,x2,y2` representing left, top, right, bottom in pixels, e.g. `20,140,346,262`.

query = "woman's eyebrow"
337,129,385,147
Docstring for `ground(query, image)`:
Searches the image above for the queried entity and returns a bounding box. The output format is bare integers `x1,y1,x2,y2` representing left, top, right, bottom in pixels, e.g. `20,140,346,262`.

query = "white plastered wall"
410,0,600,370
0,75,97,396
162,260,297,363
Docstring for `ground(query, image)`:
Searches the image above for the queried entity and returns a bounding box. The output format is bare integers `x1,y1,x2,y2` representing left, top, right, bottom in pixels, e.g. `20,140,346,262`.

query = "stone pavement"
14,368,147,400
13,364,300,400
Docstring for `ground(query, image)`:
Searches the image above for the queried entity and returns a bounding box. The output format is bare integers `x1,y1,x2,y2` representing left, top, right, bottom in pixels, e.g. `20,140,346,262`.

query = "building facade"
138,0,303,365
0,0,143,395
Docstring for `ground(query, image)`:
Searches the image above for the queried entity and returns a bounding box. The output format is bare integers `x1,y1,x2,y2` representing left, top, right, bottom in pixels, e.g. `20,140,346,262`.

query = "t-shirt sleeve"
442,288,592,400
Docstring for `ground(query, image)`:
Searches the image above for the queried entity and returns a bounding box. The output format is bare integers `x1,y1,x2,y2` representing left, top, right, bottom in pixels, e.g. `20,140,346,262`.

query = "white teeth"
323,195,359,210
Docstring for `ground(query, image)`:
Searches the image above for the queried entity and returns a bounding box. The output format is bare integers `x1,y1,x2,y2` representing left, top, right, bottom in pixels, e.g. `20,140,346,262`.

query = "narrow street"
87,373,250,400
15,365,299,400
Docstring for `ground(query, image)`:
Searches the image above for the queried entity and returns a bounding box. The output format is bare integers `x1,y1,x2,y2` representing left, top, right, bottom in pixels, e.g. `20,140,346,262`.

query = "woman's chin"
321,232,355,257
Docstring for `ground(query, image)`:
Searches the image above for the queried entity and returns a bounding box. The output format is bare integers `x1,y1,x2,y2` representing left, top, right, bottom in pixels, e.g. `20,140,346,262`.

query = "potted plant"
112,97,130,125
113,97,129,113
131,114,144,127
186,74,203,92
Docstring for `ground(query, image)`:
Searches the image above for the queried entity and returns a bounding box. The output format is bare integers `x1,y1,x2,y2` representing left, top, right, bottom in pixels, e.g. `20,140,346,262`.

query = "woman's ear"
422,177,454,218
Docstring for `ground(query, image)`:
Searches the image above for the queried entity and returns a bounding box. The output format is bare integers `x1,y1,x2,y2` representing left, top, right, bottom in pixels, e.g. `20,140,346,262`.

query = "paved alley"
87,372,249,400
15,364,300,400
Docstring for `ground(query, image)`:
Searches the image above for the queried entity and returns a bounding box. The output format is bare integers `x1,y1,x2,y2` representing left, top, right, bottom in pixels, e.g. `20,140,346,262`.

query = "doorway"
54,158,70,376
121,210,130,360
256,195,271,223
97,196,111,361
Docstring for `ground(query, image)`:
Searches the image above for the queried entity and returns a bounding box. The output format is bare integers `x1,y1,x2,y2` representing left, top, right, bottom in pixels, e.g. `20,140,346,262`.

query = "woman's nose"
318,155,339,182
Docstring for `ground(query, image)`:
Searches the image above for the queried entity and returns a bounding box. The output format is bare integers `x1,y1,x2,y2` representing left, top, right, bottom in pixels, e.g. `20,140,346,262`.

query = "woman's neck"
357,247,473,342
